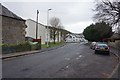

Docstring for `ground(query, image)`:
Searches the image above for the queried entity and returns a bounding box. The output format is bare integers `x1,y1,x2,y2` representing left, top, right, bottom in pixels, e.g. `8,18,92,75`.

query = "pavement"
109,46,120,79
110,46,120,58
2,43,119,78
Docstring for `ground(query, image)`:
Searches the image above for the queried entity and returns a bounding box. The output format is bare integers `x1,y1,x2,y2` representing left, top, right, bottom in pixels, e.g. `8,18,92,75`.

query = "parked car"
90,42,96,50
94,43,110,54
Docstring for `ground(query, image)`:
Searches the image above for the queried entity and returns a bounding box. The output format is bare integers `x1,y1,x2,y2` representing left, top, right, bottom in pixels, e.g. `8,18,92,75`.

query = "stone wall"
2,16,26,44
109,40,120,51
115,41,120,50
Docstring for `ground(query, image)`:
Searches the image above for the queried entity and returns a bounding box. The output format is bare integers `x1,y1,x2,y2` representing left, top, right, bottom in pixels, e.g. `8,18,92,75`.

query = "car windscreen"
97,44,108,48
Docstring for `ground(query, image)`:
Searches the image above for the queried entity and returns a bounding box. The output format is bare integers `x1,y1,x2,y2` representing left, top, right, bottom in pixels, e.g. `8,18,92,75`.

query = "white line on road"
66,65,69,69
76,55,83,60
65,58,70,60
79,55,83,58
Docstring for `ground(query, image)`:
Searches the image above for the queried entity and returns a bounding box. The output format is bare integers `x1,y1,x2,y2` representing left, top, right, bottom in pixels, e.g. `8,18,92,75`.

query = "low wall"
109,40,120,51
2,42,41,54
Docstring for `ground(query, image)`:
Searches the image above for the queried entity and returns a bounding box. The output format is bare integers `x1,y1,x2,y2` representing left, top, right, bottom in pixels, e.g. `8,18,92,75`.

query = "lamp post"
36,10,39,39
46,8,52,47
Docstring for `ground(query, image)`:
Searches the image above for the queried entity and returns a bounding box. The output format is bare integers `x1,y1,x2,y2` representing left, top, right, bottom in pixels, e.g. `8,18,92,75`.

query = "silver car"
90,42,96,50
94,43,110,54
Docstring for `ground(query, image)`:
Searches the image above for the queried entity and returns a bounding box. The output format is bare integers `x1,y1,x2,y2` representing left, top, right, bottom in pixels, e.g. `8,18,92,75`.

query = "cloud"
65,21,94,33
2,2,95,33
1,0,94,2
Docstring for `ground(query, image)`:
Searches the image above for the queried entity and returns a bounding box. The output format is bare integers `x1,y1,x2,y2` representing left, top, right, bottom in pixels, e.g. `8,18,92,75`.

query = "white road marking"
66,65,69,69
79,55,83,58
76,55,83,60
65,58,70,60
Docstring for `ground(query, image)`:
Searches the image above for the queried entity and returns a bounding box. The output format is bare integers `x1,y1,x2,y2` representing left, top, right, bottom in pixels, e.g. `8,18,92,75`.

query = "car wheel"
107,51,110,55
95,50,97,54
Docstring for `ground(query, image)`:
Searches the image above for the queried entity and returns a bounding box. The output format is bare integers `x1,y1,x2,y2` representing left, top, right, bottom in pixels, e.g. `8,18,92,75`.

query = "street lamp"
46,8,52,47
36,10,39,39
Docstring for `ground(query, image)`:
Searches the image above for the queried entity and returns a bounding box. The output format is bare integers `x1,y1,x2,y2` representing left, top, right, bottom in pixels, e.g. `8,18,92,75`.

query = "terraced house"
1,4,27,44
26,19,70,44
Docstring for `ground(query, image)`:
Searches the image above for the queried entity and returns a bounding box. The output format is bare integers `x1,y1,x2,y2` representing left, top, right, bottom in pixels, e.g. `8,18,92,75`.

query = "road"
2,43,119,78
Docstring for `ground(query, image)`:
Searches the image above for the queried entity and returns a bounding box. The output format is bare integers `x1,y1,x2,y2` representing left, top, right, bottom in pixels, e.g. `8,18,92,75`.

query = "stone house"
1,4,27,44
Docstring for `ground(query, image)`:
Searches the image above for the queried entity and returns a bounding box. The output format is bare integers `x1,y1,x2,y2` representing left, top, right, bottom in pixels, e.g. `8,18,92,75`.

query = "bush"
2,41,42,54
2,42,32,54
15,42,31,52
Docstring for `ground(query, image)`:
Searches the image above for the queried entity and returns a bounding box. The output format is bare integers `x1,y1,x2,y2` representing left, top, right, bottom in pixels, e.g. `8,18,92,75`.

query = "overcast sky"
1,0,95,33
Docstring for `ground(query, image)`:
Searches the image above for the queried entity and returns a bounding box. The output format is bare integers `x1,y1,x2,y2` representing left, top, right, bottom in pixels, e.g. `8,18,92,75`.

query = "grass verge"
41,42,64,49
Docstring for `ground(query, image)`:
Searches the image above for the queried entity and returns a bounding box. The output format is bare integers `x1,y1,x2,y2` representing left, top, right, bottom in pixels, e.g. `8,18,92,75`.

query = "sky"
1,0,95,33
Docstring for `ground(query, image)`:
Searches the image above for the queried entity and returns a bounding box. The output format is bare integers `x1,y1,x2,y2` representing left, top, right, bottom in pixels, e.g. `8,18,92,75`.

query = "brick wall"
2,16,26,44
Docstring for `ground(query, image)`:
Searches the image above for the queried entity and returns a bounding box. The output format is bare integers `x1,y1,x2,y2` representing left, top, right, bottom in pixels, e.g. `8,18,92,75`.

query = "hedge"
2,42,41,54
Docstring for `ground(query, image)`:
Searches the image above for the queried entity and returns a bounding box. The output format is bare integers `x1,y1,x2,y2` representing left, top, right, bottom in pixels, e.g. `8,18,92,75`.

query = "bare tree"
50,17,61,28
50,17,61,44
94,0,120,27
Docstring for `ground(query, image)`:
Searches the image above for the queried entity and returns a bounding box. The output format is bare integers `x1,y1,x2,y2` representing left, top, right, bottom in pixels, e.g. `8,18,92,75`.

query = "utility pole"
36,10,39,39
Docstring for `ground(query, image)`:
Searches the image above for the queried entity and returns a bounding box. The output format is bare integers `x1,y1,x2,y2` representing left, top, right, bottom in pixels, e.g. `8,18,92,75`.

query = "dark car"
94,43,110,54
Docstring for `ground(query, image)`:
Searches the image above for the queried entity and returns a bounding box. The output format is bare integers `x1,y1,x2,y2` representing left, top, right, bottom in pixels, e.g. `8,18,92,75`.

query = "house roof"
27,19,71,33
27,19,46,27
0,4,24,21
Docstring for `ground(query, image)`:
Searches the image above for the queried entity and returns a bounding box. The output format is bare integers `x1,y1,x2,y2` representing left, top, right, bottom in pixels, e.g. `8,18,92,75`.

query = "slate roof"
0,4,24,21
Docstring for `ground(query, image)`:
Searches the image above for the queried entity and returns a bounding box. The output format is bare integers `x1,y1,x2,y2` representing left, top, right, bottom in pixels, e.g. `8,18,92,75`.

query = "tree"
50,17,61,28
50,17,61,44
118,27,120,34
83,22,113,41
94,0,120,26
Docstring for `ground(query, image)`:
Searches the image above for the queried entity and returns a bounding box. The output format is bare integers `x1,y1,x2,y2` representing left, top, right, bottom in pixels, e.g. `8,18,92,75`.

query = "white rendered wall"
26,19,47,44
